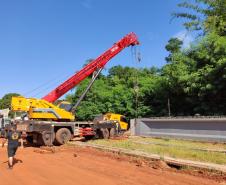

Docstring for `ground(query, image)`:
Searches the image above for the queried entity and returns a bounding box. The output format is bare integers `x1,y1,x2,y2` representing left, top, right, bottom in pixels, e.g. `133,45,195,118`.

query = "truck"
10,32,139,146
0,109,11,133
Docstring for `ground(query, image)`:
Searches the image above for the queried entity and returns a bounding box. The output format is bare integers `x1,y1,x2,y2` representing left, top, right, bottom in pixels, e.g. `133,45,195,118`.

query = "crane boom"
42,32,139,103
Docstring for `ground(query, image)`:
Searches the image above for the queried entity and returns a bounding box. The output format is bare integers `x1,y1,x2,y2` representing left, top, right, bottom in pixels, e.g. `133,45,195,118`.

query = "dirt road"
0,145,224,185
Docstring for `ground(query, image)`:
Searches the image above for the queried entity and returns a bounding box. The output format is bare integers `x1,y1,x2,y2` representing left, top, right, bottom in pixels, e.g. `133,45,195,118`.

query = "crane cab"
57,101,73,112
11,97,75,121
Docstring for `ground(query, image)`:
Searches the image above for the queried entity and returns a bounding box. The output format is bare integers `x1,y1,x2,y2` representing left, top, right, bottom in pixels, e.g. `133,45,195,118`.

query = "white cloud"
81,0,93,9
174,30,194,49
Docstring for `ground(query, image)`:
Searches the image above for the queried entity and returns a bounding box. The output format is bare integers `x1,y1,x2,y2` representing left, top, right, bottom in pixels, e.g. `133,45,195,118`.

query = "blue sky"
0,0,192,99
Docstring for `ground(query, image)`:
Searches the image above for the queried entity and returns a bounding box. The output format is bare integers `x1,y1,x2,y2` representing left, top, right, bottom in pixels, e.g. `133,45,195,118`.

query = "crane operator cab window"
58,101,73,112
120,116,127,123
120,115,129,130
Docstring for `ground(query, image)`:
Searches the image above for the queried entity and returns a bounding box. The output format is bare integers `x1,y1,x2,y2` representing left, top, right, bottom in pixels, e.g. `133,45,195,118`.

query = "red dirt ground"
0,145,225,185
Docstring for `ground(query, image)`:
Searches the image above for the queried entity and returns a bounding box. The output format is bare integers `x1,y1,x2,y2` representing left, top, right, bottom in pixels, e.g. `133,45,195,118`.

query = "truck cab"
103,113,129,130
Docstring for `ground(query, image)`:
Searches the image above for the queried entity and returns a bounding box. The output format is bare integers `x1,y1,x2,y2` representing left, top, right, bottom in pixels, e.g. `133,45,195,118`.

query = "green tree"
165,38,183,62
162,37,196,115
0,93,20,109
173,0,226,35
67,66,162,120
184,32,226,114
166,0,226,115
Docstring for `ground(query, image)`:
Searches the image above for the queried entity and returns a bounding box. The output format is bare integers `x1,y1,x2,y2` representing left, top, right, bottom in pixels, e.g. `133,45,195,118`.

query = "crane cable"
131,46,141,119
22,70,77,98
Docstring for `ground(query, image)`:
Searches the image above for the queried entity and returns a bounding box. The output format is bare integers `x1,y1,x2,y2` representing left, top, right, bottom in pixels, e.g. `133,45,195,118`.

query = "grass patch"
134,137,226,150
88,137,226,165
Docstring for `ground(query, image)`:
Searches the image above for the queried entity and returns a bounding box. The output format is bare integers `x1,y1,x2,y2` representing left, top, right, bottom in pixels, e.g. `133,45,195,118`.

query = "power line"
22,70,76,98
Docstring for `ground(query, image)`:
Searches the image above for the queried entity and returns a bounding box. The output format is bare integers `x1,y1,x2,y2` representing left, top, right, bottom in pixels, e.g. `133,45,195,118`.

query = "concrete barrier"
130,118,226,142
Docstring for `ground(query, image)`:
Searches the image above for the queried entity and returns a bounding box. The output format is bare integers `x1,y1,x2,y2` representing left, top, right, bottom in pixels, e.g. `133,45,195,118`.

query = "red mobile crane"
12,32,139,146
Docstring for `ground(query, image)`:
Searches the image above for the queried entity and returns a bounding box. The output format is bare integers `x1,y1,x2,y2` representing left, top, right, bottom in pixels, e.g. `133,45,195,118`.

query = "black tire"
95,129,102,139
35,133,44,146
26,136,33,144
109,128,116,138
32,133,43,146
100,128,110,139
84,135,94,140
42,131,55,146
55,128,72,145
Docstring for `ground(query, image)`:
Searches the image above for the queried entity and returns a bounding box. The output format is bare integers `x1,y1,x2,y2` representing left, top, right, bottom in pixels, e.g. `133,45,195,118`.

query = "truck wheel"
42,131,55,146
26,136,33,144
55,128,72,145
95,129,102,139
109,128,116,138
100,128,110,139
